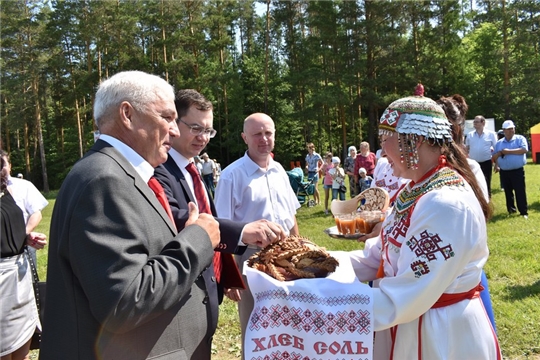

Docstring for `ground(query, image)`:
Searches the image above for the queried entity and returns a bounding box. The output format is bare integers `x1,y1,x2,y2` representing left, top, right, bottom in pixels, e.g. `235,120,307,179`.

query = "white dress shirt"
465,130,498,162
99,134,154,183
214,152,300,235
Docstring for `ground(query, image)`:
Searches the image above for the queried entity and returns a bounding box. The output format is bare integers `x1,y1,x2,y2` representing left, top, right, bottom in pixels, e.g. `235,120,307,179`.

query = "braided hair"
436,95,492,220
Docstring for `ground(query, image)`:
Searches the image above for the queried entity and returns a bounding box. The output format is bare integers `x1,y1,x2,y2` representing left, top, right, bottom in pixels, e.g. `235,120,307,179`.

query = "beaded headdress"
379,84,453,169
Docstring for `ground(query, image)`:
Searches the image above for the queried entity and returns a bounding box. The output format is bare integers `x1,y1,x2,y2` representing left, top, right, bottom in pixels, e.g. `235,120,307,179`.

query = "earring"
398,134,405,164
403,134,419,170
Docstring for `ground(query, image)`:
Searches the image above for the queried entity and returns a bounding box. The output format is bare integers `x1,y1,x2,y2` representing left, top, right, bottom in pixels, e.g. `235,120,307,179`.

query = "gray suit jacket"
40,140,216,360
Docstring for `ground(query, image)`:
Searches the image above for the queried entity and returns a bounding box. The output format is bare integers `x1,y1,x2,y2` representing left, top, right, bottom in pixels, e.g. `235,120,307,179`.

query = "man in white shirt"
214,112,301,360
194,155,203,174
200,152,216,196
0,150,49,264
465,115,498,196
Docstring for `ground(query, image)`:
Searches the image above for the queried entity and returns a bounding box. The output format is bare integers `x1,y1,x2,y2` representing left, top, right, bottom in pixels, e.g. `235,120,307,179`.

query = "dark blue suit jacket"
154,155,247,334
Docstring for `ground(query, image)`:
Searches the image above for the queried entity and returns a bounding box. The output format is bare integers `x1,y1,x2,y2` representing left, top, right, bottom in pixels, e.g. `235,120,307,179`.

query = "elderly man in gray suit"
40,71,274,360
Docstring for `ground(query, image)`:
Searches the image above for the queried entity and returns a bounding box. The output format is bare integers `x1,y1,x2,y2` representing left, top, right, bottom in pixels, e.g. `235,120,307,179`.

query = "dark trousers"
203,173,215,197
500,167,528,215
478,160,493,197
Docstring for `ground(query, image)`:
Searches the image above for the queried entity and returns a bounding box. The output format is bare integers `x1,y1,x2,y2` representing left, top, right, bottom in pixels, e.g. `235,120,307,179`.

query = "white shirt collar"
243,151,277,177
168,148,191,171
168,148,204,205
99,134,154,183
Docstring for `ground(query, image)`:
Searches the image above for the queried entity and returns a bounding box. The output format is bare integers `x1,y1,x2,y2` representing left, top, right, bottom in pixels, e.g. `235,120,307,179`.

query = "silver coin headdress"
379,87,452,169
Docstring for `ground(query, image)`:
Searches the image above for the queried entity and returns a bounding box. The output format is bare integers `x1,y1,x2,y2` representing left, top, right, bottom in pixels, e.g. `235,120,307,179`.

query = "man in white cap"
492,120,529,218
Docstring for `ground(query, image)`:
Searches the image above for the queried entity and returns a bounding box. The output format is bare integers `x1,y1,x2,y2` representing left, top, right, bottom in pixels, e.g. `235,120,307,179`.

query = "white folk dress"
350,167,501,360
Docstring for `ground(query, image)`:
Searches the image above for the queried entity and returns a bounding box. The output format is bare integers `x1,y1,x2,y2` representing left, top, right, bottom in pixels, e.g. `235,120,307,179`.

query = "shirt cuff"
238,226,247,246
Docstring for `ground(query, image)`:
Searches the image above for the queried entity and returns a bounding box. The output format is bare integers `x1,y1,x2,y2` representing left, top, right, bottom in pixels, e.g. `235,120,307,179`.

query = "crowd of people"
5,70,533,359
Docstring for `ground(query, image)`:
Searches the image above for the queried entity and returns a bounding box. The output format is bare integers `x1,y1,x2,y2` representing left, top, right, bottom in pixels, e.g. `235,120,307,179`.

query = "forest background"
1,0,540,191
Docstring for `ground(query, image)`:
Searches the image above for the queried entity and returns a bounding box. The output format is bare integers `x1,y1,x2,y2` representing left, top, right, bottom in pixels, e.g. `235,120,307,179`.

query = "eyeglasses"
178,119,217,138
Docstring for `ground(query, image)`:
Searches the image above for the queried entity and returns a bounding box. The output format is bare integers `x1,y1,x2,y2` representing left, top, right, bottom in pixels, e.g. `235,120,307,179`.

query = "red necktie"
148,177,176,231
185,162,222,283
185,162,212,214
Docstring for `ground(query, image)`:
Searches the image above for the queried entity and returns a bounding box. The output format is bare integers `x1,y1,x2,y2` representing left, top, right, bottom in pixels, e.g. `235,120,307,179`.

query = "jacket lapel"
164,155,197,204
165,156,218,216
94,141,177,234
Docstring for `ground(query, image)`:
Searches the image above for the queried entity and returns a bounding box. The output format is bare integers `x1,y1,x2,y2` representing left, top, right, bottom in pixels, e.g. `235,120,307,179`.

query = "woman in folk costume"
349,94,501,359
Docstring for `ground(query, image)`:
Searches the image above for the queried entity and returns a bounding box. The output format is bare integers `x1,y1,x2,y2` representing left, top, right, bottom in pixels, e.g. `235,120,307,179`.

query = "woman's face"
381,134,406,178
360,144,369,153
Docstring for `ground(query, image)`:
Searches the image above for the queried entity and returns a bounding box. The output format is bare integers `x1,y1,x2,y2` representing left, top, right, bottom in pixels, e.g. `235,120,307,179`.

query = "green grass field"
33,160,540,359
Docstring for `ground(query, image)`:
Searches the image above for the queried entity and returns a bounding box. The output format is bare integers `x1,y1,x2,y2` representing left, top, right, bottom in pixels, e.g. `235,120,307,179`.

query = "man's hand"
186,202,221,249
241,219,287,248
492,150,503,162
224,288,242,302
27,232,47,250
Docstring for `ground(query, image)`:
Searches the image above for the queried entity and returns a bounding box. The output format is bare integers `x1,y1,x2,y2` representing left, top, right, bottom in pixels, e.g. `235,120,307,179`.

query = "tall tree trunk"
60,126,66,170
365,1,377,148
33,78,49,192
188,9,200,80
502,0,511,119
24,122,30,176
264,0,271,113
219,43,230,164
2,97,11,152
161,0,169,82
356,74,362,142
340,103,346,160
75,96,84,158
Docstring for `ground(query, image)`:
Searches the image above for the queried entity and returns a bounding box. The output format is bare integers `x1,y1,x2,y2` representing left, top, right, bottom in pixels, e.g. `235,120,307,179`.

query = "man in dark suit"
153,90,286,329
40,72,274,360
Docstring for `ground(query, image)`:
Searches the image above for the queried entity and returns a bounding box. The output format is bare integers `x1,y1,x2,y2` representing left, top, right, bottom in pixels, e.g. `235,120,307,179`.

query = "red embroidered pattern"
251,352,308,360
406,230,455,262
255,290,371,305
411,260,430,278
249,304,371,336
390,218,409,239
251,352,370,360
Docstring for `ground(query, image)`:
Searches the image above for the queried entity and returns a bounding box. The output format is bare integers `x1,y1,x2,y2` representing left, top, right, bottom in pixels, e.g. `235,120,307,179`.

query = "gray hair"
93,71,175,127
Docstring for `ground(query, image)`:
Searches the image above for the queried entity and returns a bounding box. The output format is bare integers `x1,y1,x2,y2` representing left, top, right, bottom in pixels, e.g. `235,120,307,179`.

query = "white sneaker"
324,209,329,215
523,215,528,219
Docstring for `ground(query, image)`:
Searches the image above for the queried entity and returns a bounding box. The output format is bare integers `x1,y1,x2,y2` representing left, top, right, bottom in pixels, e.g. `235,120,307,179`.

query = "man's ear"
119,102,133,128
241,132,247,145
